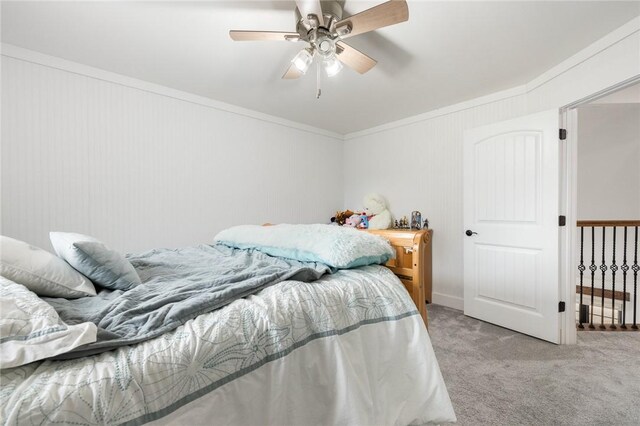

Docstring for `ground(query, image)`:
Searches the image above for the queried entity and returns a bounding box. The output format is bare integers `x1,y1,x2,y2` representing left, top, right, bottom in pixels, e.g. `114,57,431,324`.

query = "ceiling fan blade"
296,0,324,28
335,41,377,74
229,30,300,42
334,0,408,39
282,63,304,79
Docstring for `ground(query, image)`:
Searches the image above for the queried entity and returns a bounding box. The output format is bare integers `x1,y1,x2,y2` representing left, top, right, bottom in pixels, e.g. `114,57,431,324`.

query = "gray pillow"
0,235,96,298
50,232,141,291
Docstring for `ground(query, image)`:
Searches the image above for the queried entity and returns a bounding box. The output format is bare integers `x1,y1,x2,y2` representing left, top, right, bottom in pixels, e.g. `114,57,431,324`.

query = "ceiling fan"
229,0,409,97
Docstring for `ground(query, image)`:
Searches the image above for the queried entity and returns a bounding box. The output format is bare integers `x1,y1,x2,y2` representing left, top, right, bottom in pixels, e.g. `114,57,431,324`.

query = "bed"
0,225,455,425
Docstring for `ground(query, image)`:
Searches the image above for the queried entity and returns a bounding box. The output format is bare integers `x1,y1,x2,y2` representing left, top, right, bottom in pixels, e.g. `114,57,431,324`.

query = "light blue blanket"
45,244,330,358
215,224,394,269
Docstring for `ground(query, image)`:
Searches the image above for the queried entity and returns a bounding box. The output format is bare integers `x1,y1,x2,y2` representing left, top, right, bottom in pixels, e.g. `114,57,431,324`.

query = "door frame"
559,75,640,344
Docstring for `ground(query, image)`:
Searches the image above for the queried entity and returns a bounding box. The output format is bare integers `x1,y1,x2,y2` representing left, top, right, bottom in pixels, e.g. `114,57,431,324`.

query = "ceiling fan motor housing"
295,0,344,39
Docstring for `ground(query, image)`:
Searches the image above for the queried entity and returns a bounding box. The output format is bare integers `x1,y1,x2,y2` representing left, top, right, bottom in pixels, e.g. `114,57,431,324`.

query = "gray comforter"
45,244,330,358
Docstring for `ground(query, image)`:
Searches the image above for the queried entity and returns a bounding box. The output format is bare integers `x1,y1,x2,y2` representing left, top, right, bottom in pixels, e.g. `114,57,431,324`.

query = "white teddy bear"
363,193,392,230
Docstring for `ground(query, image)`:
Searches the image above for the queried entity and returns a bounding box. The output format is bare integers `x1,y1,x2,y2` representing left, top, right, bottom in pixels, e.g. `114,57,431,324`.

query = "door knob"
465,230,478,237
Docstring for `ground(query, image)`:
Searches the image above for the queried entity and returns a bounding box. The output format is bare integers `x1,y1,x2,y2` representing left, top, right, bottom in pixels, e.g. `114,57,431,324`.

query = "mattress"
1,265,455,425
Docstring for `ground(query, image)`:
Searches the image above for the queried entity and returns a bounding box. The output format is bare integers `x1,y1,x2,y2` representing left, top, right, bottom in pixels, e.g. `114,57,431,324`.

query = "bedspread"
1,265,456,425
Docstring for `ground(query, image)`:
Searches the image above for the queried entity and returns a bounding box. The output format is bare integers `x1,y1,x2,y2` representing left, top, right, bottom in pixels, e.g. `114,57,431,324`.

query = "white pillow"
0,277,98,368
0,236,96,298
50,232,141,291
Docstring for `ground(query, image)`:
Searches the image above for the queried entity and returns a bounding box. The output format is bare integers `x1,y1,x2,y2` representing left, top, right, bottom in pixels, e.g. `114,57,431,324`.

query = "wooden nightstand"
365,229,433,327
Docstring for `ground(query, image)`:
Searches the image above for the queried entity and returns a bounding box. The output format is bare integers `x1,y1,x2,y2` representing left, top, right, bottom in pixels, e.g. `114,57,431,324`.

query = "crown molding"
345,15,640,140
3,13,639,141
0,43,344,141
526,15,640,93
343,85,527,140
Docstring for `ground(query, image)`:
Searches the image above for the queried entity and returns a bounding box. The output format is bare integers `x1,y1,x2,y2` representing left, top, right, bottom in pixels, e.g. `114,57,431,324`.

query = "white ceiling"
2,1,639,134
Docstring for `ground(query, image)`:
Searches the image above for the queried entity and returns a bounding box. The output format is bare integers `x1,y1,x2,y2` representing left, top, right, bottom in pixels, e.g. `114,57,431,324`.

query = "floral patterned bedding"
1,265,455,425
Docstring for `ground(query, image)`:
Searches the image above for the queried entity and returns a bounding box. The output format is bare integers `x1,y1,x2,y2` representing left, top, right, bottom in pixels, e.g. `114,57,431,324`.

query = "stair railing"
577,220,639,331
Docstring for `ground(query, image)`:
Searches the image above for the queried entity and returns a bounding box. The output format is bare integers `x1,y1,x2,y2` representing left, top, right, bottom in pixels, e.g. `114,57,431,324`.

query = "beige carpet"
427,304,640,426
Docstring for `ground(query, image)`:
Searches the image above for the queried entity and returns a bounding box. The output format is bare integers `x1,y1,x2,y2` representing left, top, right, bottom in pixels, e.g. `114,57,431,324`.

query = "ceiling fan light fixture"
292,48,314,74
323,56,343,77
230,0,409,87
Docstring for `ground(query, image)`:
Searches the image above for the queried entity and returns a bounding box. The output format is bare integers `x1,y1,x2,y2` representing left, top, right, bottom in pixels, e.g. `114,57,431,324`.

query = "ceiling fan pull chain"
316,60,322,99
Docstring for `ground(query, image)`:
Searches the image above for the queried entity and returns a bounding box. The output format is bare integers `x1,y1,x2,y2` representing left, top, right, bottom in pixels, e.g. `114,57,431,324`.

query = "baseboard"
431,292,464,311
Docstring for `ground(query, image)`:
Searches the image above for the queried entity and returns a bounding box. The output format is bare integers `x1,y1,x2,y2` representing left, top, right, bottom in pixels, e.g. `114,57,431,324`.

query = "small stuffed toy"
344,214,362,227
363,193,392,230
331,210,354,226
358,215,369,229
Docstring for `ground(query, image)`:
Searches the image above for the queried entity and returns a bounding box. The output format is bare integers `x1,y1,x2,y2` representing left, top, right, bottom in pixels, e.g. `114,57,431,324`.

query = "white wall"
2,17,638,309
344,18,640,309
577,103,640,220
344,94,528,308
1,55,343,253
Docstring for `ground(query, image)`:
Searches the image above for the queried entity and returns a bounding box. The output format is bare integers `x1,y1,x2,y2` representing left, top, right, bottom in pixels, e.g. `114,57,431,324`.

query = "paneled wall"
344,23,640,308
1,56,343,253
343,95,528,308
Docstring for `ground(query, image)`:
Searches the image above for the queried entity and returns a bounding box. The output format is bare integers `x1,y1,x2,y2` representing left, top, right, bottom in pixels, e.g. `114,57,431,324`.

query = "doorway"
463,78,640,345
562,78,640,342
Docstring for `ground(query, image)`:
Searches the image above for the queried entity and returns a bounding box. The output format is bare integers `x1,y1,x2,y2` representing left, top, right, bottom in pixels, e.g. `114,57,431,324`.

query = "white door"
463,109,561,343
